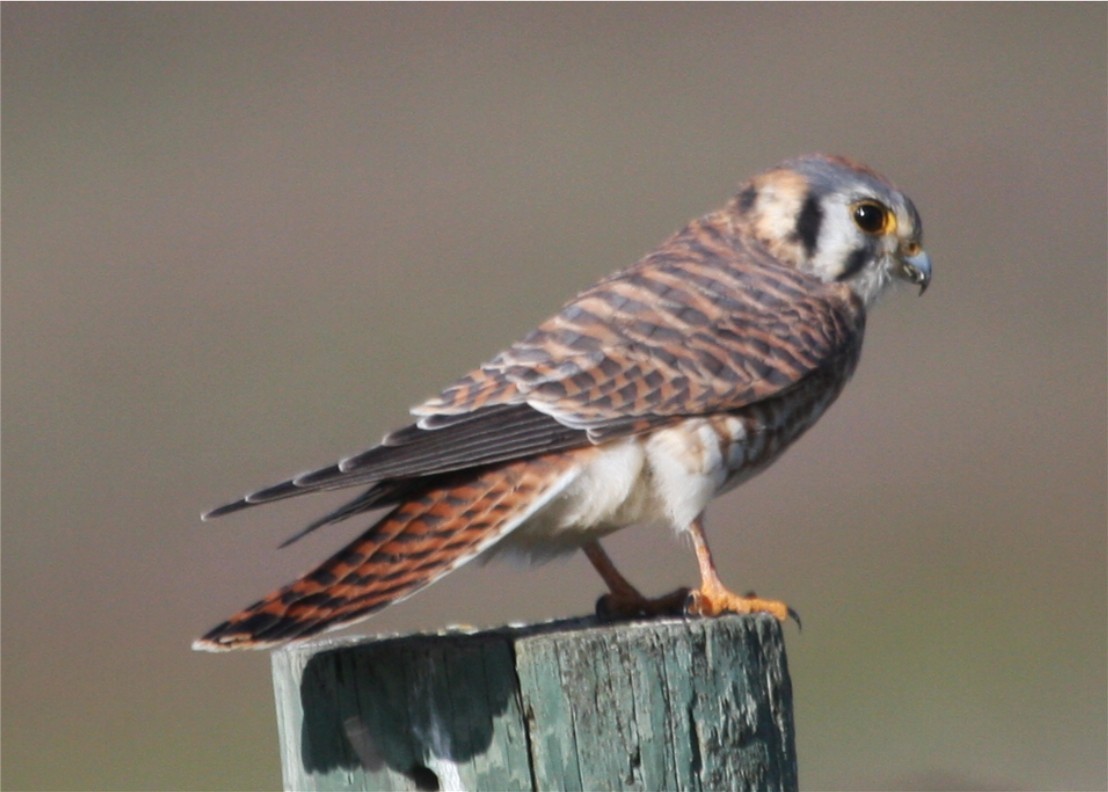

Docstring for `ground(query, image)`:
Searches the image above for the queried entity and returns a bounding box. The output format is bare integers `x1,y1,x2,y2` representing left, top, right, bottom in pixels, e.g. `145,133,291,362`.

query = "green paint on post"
272,615,797,791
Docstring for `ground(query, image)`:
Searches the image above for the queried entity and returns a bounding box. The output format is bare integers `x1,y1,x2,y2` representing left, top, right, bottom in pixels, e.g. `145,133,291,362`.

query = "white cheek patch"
810,196,863,280
805,195,899,308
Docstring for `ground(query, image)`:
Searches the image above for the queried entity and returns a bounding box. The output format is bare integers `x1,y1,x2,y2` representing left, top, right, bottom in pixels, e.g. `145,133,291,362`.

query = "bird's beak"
896,249,932,295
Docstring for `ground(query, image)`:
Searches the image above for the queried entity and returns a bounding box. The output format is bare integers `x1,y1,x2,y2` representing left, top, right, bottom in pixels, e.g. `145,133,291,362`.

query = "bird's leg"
684,514,800,626
583,541,689,619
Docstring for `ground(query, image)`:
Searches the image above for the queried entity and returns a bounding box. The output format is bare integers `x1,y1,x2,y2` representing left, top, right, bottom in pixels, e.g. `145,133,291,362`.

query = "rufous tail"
193,454,576,651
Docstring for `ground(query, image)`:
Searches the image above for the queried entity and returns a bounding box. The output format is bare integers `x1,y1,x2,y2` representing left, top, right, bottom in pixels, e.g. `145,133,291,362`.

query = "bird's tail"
193,453,579,651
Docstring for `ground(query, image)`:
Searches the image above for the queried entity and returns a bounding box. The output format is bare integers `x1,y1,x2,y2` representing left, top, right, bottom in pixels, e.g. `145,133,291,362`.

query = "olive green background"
4,4,1105,790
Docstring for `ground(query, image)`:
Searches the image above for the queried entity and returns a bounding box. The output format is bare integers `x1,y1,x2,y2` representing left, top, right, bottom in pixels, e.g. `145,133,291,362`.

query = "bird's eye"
852,201,894,235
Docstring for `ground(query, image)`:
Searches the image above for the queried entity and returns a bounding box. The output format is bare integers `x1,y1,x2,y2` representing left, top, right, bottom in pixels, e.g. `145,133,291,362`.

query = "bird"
194,154,931,651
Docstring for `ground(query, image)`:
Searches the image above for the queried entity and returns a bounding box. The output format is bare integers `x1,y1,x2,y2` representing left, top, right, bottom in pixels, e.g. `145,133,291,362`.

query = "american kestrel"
195,154,930,651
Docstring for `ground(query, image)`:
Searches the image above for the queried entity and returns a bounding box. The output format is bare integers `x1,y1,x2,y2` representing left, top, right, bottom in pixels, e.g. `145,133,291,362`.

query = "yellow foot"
595,587,691,620
685,587,801,628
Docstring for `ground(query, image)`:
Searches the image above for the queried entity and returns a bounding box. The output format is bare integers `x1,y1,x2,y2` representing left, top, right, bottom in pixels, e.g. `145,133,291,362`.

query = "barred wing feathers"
204,214,862,534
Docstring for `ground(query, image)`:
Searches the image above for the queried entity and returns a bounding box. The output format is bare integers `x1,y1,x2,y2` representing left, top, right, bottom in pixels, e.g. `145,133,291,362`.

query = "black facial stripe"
794,194,823,258
738,185,758,213
837,245,870,281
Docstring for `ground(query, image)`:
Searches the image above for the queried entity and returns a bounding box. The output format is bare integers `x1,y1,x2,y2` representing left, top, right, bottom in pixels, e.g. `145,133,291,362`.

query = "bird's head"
733,154,931,307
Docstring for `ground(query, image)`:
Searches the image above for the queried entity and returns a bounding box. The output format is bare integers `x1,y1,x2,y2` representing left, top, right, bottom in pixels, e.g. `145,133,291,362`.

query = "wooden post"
272,614,797,791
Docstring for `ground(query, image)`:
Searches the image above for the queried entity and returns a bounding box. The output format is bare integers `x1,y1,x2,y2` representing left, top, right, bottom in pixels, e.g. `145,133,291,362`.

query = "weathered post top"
272,614,797,791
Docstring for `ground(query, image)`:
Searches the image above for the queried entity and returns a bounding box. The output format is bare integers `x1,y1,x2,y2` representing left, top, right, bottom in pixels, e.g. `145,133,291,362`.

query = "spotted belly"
712,373,847,494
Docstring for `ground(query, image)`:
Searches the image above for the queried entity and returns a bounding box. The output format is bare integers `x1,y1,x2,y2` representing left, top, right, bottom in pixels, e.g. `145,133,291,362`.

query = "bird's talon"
683,586,795,624
787,606,802,631
594,594,617,620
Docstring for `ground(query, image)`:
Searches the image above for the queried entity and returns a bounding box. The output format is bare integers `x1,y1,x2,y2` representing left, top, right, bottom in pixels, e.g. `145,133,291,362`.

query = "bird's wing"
203,403,585,520
205,224,862,533
419,229,864,439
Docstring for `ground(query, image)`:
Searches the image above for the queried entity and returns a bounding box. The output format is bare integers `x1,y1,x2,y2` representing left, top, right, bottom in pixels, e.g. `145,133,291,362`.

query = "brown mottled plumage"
195,154,930,650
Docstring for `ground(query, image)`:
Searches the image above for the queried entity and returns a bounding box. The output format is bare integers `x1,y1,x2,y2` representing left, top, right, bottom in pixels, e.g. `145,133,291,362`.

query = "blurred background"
4,5,1105,791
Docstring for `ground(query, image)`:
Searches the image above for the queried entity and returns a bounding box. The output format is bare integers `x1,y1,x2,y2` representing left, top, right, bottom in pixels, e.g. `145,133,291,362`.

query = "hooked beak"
896,249,932,295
